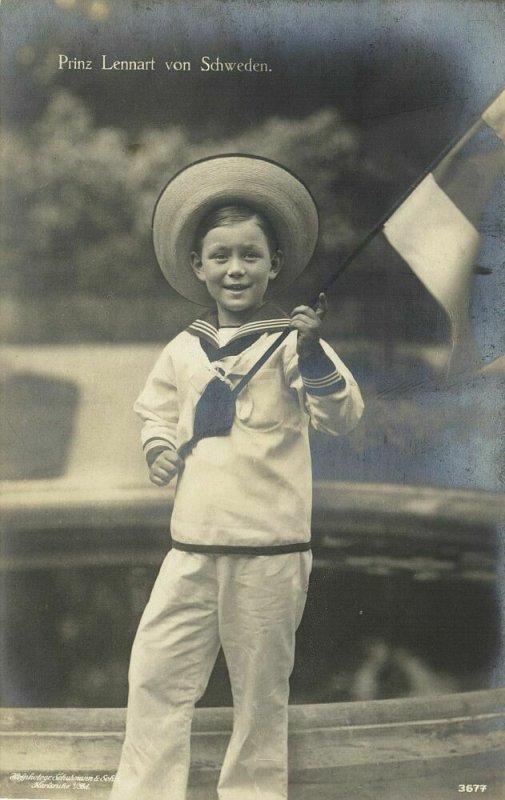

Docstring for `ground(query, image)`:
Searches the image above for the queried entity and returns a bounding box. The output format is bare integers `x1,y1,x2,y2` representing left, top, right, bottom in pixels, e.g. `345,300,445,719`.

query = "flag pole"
310,86,504,304
231,87,504,396
179,88,504,457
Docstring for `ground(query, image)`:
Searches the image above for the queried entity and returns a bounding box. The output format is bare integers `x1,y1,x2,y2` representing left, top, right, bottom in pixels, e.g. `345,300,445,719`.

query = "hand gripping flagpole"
178,88,505,460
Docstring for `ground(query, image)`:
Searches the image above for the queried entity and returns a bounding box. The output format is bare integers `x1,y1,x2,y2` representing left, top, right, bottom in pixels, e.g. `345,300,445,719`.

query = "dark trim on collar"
198,332,266,363
187,302,290,355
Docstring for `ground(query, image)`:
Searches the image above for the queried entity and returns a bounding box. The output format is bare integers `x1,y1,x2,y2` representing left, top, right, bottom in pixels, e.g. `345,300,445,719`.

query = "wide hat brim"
152,154,319,305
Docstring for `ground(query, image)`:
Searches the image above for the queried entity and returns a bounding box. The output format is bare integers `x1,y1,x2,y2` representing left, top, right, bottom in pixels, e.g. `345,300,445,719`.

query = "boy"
110,155,364,800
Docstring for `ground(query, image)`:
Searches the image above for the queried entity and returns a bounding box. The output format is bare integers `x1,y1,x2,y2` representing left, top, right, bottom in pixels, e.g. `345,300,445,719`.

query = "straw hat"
152,154,319,305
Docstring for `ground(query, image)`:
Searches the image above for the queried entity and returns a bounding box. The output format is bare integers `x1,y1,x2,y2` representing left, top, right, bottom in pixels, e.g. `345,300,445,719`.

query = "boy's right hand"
149,449,183,486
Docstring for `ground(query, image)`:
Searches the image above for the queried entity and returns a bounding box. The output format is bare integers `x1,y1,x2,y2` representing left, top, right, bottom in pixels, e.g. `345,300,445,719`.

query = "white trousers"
110,549,312,800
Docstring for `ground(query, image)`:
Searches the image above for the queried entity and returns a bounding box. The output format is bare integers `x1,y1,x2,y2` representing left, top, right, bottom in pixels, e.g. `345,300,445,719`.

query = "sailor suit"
110,302,363,800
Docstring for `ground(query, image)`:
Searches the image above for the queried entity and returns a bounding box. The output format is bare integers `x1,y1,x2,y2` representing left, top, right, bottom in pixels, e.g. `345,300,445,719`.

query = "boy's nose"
227,258,246,276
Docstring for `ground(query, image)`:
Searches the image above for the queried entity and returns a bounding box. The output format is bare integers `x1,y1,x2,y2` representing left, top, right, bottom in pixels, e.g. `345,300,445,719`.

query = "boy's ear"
190,251,206,283
269,250,284,281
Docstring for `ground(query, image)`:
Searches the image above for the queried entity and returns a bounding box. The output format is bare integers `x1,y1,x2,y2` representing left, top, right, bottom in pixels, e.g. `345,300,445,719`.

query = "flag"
383,90,505,374
190,90,505,394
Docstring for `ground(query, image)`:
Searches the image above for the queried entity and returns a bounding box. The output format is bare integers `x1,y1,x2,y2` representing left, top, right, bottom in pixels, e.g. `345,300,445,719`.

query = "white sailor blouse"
134,302,364,555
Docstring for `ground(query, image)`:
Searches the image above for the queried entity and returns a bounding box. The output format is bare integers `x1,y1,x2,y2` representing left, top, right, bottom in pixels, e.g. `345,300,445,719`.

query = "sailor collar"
186,302,290,361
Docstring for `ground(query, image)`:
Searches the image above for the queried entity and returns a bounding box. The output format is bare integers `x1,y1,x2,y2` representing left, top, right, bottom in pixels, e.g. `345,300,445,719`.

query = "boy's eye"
212,253,228,262
245,251,260,260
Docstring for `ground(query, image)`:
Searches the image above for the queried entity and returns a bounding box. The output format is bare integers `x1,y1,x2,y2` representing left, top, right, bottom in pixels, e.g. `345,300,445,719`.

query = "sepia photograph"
1,1,504,798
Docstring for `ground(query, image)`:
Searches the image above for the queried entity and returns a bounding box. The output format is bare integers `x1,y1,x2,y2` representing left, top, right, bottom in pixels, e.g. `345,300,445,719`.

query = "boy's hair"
193,204,279,255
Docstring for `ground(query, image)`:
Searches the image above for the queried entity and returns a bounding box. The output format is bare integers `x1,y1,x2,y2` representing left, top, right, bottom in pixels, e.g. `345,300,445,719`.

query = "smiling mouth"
225,284,250,292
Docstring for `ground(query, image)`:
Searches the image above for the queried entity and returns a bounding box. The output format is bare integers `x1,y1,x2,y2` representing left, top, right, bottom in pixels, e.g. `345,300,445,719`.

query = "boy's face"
190,219,283,325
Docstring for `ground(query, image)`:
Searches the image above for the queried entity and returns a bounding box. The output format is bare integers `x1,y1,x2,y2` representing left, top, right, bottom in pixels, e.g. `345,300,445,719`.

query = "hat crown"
153,154,319,305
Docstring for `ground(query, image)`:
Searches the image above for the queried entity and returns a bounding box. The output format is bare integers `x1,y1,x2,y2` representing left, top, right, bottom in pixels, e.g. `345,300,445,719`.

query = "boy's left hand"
290,293,328,358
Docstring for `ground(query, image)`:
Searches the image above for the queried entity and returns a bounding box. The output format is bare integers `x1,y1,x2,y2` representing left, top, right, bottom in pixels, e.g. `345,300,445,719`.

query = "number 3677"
458,787,487,793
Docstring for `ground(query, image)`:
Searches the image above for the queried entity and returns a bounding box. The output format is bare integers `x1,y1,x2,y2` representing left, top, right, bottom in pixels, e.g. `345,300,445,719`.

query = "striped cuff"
298,344,346,396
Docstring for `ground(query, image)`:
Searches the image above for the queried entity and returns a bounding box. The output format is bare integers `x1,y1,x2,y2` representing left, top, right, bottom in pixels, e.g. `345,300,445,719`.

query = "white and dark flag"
382,90,505,375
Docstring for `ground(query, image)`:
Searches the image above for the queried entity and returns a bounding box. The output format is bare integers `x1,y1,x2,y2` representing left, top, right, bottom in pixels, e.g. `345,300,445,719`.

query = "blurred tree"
2,89,371,298
1,87,454,350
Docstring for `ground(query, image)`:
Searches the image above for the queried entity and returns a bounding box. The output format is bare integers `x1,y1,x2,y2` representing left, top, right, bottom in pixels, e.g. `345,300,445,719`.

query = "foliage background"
1,0,502,347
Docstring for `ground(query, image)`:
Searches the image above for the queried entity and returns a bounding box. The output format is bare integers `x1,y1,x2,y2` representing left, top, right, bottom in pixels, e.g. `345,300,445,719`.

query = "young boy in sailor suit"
110,155,363,800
